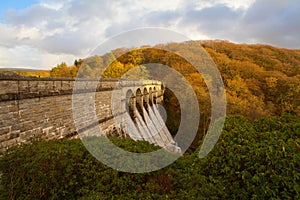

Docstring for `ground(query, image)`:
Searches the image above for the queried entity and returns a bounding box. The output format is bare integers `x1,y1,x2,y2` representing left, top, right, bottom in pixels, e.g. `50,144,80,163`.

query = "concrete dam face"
0,77,181,153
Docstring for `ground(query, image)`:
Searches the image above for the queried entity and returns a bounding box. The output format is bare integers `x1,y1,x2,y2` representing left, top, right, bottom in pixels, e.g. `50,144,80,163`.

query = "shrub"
0,115,299,199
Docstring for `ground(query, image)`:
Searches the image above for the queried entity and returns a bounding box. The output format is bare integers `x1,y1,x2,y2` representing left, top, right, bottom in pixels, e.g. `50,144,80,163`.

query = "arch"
143,87,149,112
149,87,153,106
143,87,148,93
125,89,135,120
153,87,157,104
135,88,143,117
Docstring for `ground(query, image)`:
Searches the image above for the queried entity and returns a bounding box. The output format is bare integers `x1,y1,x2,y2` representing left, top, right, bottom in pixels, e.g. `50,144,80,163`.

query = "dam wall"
0,77,164,151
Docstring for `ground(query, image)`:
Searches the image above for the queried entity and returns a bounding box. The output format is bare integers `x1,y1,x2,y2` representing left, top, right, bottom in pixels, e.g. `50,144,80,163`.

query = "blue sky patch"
0,0,38,17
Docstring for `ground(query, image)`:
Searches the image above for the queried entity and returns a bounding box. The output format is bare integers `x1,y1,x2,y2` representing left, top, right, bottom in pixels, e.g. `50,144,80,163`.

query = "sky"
0,0,299,70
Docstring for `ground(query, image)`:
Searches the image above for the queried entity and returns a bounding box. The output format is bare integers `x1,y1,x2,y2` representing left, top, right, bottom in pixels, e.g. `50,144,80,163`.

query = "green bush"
0,138,161,199
1,115,299,199
196,115,300,199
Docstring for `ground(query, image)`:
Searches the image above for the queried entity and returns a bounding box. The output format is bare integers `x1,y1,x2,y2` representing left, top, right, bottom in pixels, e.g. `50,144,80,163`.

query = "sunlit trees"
50,62,78,78
49,41,300,118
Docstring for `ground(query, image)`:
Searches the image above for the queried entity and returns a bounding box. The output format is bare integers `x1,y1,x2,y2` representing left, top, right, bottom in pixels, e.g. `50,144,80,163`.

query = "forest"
47,40,300,148
47,40,300,119
0,40,299,199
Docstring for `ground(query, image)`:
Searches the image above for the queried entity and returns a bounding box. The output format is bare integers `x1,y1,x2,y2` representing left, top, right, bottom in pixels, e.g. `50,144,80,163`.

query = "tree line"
48,41,300,119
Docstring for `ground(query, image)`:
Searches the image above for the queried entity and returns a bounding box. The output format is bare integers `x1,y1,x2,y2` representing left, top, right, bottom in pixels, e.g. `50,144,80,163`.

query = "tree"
74,59,83,68
122,64,149,79
50,62,70,78
78,64,93,78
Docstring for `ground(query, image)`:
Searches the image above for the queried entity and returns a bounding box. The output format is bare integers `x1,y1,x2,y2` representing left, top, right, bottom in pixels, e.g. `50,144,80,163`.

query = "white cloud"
0,24,42,48
0,46,76,69
240,0,300,48
0,0,299,70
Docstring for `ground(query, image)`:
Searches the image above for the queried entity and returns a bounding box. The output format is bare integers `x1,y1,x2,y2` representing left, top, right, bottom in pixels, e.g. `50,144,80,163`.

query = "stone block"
9,131,20,139
0,126,10,135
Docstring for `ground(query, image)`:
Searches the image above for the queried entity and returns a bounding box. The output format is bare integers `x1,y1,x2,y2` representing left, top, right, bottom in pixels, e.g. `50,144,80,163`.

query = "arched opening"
125,89,135,121
149,87,153,106
153,87,157,104
143,87,149,112
161,84,165,91
136,88,143,117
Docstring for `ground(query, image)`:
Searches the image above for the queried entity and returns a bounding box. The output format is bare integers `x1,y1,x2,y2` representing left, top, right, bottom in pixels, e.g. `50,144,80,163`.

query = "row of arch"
125,86,164,121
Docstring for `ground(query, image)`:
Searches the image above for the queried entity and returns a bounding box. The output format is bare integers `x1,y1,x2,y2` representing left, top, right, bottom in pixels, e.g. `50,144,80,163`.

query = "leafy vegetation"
201,41,300,118
1,114,299,199
47,40,300,152
50,62,77,78
0,69,50,78
49,41,300,124
1,40,299,199
4,40,299,120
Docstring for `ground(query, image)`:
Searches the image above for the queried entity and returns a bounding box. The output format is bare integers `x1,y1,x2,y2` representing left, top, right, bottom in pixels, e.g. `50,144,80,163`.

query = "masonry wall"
0,77,164,152
0,77,124,152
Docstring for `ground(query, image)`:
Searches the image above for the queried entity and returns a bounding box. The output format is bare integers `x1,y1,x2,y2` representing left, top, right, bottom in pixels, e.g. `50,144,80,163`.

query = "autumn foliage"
46,40,300,121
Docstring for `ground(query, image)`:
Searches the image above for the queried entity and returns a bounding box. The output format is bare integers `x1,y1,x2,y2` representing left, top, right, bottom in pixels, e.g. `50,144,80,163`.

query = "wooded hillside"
8,41,298,120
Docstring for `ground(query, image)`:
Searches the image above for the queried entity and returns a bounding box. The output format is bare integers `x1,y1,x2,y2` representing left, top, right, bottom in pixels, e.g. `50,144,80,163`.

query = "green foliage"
121,65,150,79
195,114,300,199
1,115,299,199
50,62,78,78
0,138,159,199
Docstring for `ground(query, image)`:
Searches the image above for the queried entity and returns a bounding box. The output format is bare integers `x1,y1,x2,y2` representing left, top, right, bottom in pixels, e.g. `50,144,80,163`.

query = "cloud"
0,0,299,69
0,46,76,69
5,4,58,27
0,24,42,48
180,4,243,36
241,0,300,48
67,0,116,20
37,30,98,55
2,1,110,55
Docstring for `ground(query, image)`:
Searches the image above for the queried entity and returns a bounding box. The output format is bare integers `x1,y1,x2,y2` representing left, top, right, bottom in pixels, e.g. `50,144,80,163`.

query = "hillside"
0,68,50,77
201,41,300,117
49,41,300,119
2,40,299,146
1,41,299,199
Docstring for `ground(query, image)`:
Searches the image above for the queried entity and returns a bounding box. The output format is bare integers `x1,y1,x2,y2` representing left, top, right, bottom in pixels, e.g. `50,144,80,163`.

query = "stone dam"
0,77,180,153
